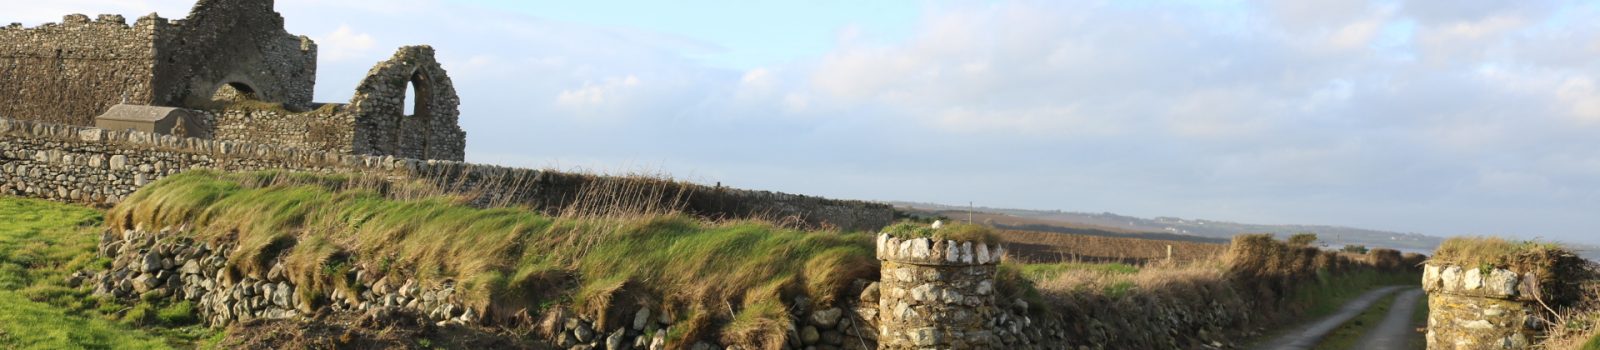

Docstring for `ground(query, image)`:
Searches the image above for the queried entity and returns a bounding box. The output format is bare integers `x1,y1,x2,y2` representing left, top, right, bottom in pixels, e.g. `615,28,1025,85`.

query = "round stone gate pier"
875,234,1003,349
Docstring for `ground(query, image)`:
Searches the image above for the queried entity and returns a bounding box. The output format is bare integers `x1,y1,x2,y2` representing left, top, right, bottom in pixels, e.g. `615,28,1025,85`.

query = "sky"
8,0,1600,243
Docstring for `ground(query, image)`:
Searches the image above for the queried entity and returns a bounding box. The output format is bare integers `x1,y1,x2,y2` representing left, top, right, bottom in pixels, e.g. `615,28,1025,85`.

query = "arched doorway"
396,70,433,158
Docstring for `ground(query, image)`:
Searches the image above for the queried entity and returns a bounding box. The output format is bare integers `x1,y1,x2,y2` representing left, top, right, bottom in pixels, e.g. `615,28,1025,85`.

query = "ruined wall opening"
212,82,260,103
398,70,433,157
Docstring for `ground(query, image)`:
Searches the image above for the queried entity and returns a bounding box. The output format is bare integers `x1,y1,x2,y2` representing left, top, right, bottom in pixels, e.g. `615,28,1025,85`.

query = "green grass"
1018,262,1139,281
1291,270,1420,319
0,292,169,349
0,196,179,349
1409,292,1429,349
109,170,885,347
881,221,999,244
1310,292,1398,350
1584,331,1600,350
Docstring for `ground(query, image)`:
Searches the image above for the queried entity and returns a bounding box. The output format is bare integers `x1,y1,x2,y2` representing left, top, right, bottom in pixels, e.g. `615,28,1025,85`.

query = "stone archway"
390,68,435,158
349,45,465,161
397,69,433,158
212,82,260,103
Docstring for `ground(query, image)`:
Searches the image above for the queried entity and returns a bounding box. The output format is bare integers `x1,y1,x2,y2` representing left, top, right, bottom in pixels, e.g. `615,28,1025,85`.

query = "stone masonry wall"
88,226,483,328
0,14,164,126
0,118,893,231
1421,264,1550,350
4,2,459,163
1,0,318,126
148,0,318,110
90,224,885,350
348,46,466,161
208,104,355,154
874,234,1004,349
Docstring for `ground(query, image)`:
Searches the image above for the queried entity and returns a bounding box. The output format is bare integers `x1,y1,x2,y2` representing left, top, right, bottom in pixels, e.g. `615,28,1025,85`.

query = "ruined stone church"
0,0,466,161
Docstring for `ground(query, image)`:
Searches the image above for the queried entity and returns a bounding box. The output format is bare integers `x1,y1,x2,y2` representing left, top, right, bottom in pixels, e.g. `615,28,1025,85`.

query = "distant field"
995,228,1228,264
906,208,1227,244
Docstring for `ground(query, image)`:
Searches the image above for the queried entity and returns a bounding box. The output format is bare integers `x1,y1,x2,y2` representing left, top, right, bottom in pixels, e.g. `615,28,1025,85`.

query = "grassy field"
0,196,179,349
997,228,1228,264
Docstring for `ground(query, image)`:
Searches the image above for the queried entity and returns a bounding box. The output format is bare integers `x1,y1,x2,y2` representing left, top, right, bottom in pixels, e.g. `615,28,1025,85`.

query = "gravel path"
1351,288,1426,350
1250,286,1405,350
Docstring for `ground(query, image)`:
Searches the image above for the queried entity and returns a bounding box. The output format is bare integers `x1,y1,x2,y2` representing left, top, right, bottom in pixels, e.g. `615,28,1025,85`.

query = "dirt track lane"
1351,288,1425,350
1250,286,1405,350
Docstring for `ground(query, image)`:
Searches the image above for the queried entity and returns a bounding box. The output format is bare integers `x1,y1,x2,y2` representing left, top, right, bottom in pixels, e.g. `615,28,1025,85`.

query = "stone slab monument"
93,105,204,137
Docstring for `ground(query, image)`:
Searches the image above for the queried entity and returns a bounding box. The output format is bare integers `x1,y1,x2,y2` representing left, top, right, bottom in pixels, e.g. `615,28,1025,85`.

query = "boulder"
811,307,843,328
574,320,595,342
605,327,626,350
633,308,653,331
801,325,821,345
141,252,162,273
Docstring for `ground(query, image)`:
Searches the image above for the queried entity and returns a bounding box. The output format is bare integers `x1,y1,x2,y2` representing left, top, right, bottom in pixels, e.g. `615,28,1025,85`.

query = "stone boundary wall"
87,225,887,350
207,104,355,155
88,226,478,327
1421,264,1545,349
0,118,893,231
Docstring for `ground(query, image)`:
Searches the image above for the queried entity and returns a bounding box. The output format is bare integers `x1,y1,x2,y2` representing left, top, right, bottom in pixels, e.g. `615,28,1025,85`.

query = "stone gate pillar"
1421,264,1546,349
875,234,1002,349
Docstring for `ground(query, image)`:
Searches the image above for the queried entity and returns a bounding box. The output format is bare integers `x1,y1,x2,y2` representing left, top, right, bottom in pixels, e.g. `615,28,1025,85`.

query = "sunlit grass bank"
108,170,886,346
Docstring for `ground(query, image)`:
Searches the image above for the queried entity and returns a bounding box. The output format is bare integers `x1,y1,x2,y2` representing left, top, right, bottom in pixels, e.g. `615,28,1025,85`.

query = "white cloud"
735,68,776,99
1558,77,1600,123
1164,88,1277,138
555,75,641,109
1414,14,1526,64
1329,16,1387,49
318,24,376,63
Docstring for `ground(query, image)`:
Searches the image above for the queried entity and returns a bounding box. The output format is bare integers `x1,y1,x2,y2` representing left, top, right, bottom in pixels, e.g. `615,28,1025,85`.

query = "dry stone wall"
208,104,355,154
89,226,484,327
0,118,892,231
1422,264,1547,349
90,224,886,350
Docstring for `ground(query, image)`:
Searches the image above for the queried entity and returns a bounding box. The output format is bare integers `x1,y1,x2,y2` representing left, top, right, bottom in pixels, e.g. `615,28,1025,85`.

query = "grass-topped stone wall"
91,170,883,349
1422,237,1593,349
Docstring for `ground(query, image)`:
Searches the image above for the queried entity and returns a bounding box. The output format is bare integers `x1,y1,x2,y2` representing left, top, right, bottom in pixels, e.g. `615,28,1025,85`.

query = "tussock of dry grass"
108,170,878,350
881,221,998,244
1535,278,1600,349
1430,236,1570,272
